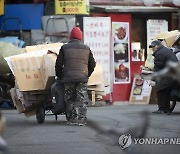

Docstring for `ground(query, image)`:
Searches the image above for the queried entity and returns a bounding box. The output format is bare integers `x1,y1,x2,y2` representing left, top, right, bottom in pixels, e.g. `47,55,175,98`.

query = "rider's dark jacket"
153,45,178,91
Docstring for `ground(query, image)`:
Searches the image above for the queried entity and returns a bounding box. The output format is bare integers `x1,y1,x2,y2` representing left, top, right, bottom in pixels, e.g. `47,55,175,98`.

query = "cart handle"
0,17,23,32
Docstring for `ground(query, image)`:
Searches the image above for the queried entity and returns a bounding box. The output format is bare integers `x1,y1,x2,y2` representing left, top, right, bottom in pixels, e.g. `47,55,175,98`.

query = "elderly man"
149,40,178,114
55,27,96,125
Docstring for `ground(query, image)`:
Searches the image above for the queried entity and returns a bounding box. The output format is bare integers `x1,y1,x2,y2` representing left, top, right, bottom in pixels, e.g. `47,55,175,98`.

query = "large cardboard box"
41,54,57,89
11,56,44,91
25,42,63,54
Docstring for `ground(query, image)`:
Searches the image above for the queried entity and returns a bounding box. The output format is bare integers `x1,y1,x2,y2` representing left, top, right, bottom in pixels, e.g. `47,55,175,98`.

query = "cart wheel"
36,106,45,123
55,114,58,121
170,100,176,113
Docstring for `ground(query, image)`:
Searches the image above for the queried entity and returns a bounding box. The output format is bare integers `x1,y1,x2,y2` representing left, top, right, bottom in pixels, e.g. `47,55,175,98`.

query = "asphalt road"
1,102,180,154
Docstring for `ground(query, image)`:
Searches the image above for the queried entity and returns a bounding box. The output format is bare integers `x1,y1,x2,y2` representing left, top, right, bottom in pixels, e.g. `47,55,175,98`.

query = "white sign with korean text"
147,19,168,47
146,20,168,69
83,17,111,93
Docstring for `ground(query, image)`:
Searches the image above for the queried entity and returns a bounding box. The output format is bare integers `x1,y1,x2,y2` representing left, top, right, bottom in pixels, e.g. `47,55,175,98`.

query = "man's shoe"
78,118,87,126
152,110,167,114
67,118,78,125
166,111,171,115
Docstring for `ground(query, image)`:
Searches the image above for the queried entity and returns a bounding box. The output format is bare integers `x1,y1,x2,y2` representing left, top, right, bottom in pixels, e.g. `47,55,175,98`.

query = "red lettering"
34,74,39,79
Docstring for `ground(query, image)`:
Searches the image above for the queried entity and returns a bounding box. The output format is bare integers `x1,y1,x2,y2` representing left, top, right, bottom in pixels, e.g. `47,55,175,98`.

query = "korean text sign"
83,17,111,93
55,0,89,15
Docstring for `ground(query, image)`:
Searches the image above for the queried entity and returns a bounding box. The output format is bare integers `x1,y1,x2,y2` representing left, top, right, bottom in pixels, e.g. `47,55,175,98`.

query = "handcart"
11,79,65,124
44,17,69,43
23,90,53,124
0,17,24,43
35,16,70,44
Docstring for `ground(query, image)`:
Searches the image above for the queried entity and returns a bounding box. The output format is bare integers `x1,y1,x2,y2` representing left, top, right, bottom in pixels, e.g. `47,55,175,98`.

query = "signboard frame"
129,75,152,104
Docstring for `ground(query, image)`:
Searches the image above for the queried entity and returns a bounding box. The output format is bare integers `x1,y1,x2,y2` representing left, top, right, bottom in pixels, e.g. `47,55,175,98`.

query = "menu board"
83,17,111,93
129,75,152,104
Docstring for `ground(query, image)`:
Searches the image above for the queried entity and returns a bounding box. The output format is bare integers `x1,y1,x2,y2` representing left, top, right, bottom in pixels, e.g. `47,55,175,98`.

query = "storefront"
84,5,179,102
0,0,179,103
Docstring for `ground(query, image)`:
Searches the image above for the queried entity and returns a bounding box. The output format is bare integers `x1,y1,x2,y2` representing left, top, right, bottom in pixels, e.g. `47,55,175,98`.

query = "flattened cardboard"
11,56,44,91
41,54,57,89
10,88,25,113
25,42,63,54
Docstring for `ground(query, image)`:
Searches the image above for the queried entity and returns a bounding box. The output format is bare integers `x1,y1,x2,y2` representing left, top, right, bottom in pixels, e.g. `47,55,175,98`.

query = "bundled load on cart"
5,43,63,123
4,42,109,123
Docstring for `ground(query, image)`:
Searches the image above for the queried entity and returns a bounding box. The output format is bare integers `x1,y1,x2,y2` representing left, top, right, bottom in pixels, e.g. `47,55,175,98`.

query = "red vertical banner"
109,13,132,101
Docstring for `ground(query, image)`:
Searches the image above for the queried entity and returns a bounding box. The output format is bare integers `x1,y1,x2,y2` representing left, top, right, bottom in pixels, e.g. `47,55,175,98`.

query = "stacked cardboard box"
6,43,63,91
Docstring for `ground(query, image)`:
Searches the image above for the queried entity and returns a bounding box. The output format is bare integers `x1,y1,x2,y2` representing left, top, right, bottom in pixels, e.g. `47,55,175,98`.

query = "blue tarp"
0,37,25,47
0,4,44,30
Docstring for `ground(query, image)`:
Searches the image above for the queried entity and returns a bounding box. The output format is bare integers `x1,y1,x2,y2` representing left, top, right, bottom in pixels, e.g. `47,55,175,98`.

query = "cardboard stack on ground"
87,64,109,102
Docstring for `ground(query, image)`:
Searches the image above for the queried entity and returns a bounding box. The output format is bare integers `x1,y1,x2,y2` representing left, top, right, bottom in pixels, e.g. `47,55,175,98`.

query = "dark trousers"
156,87,172,111
64,82,89,120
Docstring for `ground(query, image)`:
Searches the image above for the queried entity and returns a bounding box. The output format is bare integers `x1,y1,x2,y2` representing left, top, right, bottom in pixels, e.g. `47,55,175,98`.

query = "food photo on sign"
114,43,128,62
114,62,129,82
112,22,130,84
113,23,128,43
133,78,144,95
